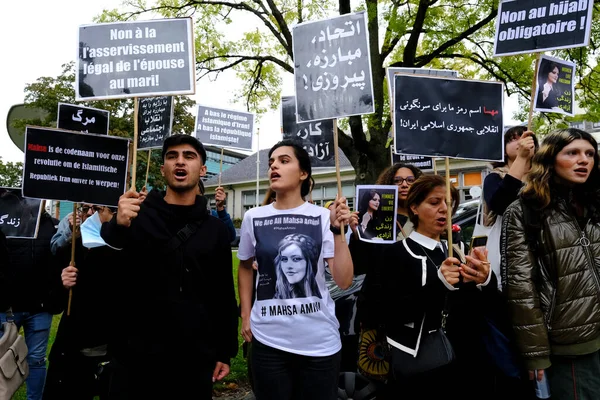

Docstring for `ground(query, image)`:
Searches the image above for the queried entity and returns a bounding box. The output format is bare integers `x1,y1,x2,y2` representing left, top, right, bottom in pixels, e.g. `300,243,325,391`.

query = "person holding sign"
381,175,495,399
237,139,353,400
100,135,238,399
503,129,600,399
197,180,236,242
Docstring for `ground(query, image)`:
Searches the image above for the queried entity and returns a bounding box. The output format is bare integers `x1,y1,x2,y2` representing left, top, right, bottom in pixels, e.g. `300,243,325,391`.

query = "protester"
503,128,600,399
100,134,238,399
381,175,495,399
43,206,120,400
237,139,353,400
375,162,423,239
197,179,236,242
50,204,97,255
0,206,60,400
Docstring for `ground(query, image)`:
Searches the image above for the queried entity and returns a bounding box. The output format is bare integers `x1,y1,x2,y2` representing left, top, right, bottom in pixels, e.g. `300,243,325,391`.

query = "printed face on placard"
254,216,322,301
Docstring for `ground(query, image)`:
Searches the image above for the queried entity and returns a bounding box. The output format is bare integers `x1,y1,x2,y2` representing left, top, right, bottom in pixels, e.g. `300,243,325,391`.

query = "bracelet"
330,225,342,235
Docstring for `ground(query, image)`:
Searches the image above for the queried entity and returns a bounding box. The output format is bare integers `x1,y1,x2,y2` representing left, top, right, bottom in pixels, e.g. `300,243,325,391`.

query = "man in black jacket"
101,134,238,399
0,209,60,400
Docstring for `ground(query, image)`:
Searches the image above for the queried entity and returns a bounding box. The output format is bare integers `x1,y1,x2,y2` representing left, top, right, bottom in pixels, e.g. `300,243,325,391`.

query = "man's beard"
167,179,197,193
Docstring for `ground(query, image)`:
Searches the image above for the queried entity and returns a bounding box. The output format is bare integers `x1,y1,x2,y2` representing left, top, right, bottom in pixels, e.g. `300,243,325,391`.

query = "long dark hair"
522,128,600,211
274,234,321,299
268,140,315,199
376,163,423,185
357,189,383,223
406,175,460,229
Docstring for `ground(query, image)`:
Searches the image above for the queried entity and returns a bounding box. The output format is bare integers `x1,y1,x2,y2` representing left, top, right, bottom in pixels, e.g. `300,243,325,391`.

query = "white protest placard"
194,105,255,151
76,18,195,100
292,11,375,122
533,55,576,116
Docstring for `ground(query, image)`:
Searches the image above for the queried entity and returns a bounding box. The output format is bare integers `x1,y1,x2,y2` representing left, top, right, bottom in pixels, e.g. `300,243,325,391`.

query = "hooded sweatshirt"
100,189,238,365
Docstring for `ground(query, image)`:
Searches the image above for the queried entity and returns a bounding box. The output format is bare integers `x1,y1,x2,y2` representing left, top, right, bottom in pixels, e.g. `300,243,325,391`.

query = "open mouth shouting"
574,167,589,177
436,217,447,227
270,171,281,182
174,168,188,181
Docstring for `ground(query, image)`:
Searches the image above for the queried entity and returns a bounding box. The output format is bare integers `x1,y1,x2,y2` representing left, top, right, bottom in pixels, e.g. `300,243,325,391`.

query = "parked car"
453,200,478,253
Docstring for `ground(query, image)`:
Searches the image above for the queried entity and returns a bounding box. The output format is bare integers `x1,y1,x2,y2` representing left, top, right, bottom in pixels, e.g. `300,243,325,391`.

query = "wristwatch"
330,224,342,235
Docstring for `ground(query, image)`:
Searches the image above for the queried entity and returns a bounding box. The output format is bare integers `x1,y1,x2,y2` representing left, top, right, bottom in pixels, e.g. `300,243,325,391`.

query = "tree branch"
380,2,400,61
402,0,430,66
262,0,294,56
196,54,293,78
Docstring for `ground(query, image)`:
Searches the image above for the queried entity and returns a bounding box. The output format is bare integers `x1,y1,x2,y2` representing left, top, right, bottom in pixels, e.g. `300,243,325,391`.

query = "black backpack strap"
162,220,204,254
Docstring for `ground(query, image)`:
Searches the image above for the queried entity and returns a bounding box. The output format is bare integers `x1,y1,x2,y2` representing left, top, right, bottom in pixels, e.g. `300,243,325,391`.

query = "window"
242,189,267,215
570,122,585,130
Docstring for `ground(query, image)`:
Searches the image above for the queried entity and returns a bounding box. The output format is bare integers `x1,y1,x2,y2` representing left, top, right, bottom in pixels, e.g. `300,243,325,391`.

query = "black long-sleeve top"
483,172,524,217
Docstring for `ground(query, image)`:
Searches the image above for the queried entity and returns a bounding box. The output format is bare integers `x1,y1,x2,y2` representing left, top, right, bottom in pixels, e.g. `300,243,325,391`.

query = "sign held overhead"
194,105,255,151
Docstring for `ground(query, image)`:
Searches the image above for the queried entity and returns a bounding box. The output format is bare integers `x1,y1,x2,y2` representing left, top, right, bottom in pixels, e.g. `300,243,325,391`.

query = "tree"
13,62,197,191
0,158,23,187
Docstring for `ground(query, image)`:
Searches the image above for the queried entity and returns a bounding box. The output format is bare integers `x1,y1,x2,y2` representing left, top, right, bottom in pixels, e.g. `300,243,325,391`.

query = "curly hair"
521,128,600,211
376,163,423,185
274,234,321,299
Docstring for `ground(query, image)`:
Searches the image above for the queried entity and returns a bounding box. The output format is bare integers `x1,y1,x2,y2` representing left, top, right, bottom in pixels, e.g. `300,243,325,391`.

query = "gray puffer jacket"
502,197,600,370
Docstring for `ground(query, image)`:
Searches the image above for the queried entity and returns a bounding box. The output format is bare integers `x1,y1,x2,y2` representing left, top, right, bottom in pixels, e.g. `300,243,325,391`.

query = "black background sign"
281,96,334,168
292,11,374,122
23,127,129,206
77,18,195,100
57,103,110,135
394,75,504,162
392,152,433,170
494,0,593,56
138,96,174,149
0,188,43,239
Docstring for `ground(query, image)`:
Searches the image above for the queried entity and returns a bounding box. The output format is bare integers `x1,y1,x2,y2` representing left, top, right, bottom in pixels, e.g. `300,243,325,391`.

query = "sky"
0,0,519,164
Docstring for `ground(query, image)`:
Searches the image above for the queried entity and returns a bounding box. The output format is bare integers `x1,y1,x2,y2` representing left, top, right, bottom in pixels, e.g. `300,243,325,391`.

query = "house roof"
204,148,354,187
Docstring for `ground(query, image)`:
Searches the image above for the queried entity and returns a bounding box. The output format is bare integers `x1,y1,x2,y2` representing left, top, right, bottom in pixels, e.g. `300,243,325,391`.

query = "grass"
14,251,248,398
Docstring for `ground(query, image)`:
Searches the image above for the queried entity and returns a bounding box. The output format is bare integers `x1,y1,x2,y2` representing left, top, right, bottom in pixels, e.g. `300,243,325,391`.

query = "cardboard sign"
138,96,174,149
22,127,129,207
0,188,43,239
494,0,593,56
281,96,334,168
391,149,434,170
386,67,458,99
194,105,254,151
394,75,504,162
533,55,576,116
355,185,398,244
57,103,110,135
292,11,375,122
76,18,195,100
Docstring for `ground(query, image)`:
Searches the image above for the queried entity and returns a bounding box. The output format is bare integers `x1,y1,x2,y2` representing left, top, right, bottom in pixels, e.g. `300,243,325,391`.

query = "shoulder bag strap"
162,220,204,254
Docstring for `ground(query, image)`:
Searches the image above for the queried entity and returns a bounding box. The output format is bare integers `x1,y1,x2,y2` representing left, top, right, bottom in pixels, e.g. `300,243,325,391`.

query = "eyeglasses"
78,205,103,213
393,176,416,185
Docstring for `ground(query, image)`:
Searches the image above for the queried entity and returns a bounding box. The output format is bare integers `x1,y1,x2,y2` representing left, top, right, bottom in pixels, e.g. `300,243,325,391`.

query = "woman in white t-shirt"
238,140,354,400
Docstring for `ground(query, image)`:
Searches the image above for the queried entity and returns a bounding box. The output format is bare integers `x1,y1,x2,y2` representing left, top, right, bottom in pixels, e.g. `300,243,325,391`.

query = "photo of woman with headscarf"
274,233,321,299
534,55,575,116
357,189,382,240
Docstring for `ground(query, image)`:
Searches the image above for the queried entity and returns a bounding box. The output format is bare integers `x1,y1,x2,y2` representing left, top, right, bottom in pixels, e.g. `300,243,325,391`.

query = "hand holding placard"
116,188,142,227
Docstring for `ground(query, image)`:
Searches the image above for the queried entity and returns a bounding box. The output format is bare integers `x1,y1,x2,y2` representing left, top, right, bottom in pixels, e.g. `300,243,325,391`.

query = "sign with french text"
394,75,504,162
194,105,254,151
137,96,174,149
76,18,195,100
355,185,398,244
493,0,593,56
292,11,374,122
22,127,129,207
281,96,334,168
0,188,43,239
57,103,110,135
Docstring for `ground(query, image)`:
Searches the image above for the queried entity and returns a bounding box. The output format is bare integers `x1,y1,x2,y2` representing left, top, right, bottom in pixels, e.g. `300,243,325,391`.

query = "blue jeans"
0,312,52,400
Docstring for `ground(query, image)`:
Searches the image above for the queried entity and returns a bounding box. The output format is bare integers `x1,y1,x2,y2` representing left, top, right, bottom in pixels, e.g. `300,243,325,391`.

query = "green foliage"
12,62,198,192
0,159,23,188
232,217,242,228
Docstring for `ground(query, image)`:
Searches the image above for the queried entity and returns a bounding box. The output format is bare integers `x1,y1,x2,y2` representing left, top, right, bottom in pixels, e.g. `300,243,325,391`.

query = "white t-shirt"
237,202,340,356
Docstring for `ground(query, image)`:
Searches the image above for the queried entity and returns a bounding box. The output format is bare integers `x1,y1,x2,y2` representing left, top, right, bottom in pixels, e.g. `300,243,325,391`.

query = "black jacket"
100,190,238,365
0,212,61,313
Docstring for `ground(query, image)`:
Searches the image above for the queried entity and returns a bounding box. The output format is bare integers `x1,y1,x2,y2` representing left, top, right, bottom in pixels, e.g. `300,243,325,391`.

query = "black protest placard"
355,185,397,244
57,103,110,135
194,105,254,151
494,0,593,56
0,188,43,239
77,18,195,100
533,55,575,116
391,150,434,170
394,75,504,162
386,67,458,99
138,96,174,149
292,11,375,122
22,127,129,207
281,96,334,168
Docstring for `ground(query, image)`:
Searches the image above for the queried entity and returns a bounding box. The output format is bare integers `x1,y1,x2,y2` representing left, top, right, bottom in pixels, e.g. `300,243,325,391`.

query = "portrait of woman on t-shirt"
274,233,322,299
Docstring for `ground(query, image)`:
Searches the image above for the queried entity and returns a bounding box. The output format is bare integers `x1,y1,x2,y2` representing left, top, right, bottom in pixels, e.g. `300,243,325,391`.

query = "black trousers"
251,338,341,400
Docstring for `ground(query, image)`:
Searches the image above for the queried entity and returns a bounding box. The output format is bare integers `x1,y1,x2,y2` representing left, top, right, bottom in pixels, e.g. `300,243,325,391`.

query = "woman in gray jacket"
503,128,600,400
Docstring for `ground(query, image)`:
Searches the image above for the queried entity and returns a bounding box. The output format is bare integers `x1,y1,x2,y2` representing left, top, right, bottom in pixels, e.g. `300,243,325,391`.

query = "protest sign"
292,11,374,122
394,75,504,162
281,96,334,168
533,55,575,116
137,96,174,149
391,149,434,170
386,67,458,99
194,105,254,151
0,188,43,239
57,103,110,135
494,0,593,56
355,185,397,244
76,18,195,100
22,127,129,207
